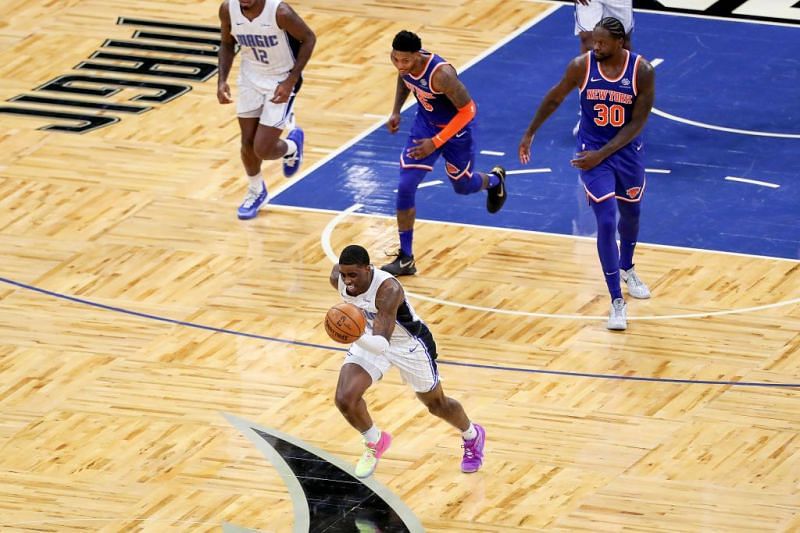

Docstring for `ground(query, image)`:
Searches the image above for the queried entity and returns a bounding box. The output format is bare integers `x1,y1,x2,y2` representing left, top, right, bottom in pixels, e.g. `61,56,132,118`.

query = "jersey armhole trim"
632,55,642,96
579,52,591,93
428,62,449,94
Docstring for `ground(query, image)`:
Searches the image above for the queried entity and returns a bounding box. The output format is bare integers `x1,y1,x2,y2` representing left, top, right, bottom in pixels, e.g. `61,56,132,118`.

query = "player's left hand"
407,138,436,159
270,78,295,104
570,150,604,171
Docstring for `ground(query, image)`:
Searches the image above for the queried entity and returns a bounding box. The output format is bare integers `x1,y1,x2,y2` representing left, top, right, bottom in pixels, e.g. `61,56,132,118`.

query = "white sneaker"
607,298,627,330
621,267,651,299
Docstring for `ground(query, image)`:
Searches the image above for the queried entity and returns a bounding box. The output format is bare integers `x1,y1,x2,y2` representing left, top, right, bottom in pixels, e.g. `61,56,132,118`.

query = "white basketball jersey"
229,0,297,85
338,267,424,345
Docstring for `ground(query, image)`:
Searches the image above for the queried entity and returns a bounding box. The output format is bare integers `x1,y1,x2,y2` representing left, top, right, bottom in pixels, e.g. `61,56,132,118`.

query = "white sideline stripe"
394,180,443,193
480,150,506,156
318,204,800,321
646,168,671,174
507,168,551,175
725,176,780,188
268,202,800,264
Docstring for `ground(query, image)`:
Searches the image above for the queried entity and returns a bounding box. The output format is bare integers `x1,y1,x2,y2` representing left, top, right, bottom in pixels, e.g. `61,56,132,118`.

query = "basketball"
325,302,366,344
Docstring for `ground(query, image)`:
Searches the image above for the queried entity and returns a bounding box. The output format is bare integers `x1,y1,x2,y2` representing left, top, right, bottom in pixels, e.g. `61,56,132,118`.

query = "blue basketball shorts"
399,114,476,181
577,138,646,203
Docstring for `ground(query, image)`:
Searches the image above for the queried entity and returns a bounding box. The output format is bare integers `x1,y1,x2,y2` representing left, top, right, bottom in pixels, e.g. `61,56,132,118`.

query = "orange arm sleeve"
432,100,477,149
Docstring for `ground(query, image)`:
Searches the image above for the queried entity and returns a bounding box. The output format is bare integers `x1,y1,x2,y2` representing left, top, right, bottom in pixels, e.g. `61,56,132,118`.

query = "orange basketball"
325,302,366,344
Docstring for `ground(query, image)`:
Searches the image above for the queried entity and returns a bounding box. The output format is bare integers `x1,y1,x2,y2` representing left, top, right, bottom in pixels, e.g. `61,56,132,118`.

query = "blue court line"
2,276,798,389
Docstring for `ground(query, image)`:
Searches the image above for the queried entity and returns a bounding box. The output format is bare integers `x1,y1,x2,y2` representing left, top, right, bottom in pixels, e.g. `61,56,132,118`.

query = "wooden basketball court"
1,0,799,531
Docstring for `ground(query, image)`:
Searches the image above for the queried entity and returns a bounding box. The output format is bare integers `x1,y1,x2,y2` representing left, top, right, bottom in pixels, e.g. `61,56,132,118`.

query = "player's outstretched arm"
217,0,236,104
518,55,585,163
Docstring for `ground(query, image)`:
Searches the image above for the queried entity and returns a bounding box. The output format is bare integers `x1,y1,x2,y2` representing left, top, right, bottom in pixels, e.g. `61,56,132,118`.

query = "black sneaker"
381,252,417,276
486,165,507,214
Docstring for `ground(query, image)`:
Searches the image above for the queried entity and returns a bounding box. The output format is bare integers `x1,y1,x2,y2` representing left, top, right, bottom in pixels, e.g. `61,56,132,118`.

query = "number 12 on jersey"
593,103,624,127
252,48,269,64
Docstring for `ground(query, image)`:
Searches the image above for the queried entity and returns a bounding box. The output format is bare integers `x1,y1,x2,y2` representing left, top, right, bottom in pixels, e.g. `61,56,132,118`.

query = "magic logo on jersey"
236,33,280,48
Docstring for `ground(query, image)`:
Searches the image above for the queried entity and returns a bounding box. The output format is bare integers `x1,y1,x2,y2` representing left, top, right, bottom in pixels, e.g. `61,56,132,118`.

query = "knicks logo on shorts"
626,187,642,198
445,162,461,176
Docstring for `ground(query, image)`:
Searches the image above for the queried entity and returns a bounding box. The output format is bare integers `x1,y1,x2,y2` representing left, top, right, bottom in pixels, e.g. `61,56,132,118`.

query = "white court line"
394,180,442,193
651,58,800,139
480,150,506,156
268,3,563,201
651,107,800,139
646,168,671,174
270,202,800,264
319,204,800,321
507,168,551,175
725,176,780,188
321,204,363,265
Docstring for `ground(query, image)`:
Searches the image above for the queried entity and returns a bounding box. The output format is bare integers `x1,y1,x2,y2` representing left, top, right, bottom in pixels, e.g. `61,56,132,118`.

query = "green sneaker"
354,431,392,478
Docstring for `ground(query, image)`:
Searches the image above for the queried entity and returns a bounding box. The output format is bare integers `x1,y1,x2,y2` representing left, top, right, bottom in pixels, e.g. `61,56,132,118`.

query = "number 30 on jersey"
593,103,624,127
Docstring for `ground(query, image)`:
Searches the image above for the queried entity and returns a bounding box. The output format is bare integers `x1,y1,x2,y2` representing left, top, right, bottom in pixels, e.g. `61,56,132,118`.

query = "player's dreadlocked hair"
392,30,422,53
596,17,626,40
339,245,370,266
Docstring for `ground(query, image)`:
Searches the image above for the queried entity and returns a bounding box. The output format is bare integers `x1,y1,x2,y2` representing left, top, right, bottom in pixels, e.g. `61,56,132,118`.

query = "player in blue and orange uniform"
518,17,654,330
382,30,507,276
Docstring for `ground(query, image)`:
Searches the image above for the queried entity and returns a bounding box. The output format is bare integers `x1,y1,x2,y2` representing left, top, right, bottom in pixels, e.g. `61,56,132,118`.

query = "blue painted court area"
276,6,800,260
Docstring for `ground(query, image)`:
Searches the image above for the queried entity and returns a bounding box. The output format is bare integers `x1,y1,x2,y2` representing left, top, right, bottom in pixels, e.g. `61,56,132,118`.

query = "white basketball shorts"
344,336,440,393
236,69,296,129
575,0,634,34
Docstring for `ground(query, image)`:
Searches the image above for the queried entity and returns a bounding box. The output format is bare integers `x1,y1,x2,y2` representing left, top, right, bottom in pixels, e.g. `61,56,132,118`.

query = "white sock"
284,139,298,158
461,422,477,441
362,425,381,444
247,172,263,193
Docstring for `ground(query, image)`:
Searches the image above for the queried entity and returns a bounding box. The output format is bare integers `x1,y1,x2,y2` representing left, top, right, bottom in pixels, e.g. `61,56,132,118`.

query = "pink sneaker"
461,424,485,473
355,431,392,478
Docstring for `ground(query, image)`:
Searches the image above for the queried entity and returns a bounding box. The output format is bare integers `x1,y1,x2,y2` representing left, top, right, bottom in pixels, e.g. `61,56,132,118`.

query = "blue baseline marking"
3,276,798,389
276,6,800,259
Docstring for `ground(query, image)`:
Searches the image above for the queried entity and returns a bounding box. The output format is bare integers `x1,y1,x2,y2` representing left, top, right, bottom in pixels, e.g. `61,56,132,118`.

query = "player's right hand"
518,133,534,164
386,113,401,134
217,82,233,104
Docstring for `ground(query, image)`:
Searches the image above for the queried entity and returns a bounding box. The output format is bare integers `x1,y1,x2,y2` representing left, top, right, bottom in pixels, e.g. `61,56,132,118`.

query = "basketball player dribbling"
518,17,654,331
217,0,315,219
330,244,486,478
